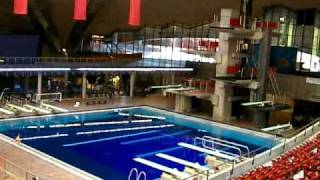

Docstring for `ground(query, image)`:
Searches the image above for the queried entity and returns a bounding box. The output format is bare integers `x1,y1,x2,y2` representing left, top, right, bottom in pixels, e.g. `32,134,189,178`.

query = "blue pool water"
0,106,278,180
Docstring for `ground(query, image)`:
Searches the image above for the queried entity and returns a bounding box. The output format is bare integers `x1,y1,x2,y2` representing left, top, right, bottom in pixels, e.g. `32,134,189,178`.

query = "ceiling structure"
0,0,319,52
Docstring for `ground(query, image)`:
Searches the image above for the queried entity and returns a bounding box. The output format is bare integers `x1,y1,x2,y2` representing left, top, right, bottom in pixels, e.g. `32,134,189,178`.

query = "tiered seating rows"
236,135,320,180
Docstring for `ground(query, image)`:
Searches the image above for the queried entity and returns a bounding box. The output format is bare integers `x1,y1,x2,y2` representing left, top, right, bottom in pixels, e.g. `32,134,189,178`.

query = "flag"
14,0,28,15
74,0,87,21
128,0,141,26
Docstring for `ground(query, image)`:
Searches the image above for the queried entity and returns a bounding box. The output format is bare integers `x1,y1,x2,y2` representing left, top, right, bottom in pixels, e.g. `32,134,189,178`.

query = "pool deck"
0,94,256,180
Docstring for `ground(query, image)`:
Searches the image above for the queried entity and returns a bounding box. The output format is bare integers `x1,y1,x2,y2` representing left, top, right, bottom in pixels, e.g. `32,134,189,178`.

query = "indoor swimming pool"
0,106,279,180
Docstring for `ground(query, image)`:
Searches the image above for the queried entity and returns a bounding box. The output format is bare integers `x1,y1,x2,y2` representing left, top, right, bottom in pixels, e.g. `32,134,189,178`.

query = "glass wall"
264,6,320,73
80,23,219,64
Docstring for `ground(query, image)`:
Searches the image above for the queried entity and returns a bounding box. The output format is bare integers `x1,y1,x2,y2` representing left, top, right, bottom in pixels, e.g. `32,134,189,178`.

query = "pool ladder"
128,168,147,180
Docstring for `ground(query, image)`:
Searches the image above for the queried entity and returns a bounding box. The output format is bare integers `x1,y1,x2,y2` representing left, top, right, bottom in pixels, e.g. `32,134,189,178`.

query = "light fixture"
76,68,194,72
0,68,71,72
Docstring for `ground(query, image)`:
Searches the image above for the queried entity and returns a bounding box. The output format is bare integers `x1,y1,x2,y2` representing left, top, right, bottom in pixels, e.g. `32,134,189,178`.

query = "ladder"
128,168,147,180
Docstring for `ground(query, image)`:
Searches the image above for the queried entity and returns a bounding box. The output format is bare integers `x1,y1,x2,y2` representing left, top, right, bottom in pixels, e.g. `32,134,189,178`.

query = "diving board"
262,123,291,132
165,87,196,92
24,104,51,114
150,84,182,89
241,101,273,107
178,142,238,161
6,104,33,113
118,112,166,120
133,114,166,120
133,158,190,179
0,107,14,115
156,153,209,171
40,102,69,113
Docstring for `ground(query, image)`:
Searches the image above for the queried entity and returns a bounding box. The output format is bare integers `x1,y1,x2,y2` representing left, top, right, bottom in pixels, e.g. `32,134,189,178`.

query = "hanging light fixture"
13,0,28,15
128,0,141,26
74,0,87,21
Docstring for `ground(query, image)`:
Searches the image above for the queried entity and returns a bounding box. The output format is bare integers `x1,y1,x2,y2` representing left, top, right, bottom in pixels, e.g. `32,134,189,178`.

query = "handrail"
194,137,242,158
128,168,138,180
137,171,146,180
202,136,250,157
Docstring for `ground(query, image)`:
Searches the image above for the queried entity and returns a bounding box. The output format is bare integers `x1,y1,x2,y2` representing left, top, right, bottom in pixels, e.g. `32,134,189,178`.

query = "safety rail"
181,118,320,180
202,136,250,157
194,137,243,159
0,54,142,65
0,154,48,180
33,92,62,103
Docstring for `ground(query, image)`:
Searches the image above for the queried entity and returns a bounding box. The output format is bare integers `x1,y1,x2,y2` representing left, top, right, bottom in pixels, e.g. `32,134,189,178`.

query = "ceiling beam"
28,0,62,53
67,0,105,54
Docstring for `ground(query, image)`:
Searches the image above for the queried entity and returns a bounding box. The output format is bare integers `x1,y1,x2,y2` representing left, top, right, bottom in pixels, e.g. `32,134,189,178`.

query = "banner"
14,0,28,15
74,0,87,21
128,0,141,26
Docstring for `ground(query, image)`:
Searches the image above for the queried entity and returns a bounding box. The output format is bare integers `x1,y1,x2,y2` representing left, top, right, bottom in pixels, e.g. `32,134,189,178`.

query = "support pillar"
82,72,87,99
212,9,239,121
174,94,192,113
36,72,42,102
25,76,29,92
130,72,136,97
171,73,175,84
64,72,68,95
254,30,272,128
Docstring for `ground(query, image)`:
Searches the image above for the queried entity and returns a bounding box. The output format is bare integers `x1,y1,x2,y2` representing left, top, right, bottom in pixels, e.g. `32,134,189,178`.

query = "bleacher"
236,134,320,180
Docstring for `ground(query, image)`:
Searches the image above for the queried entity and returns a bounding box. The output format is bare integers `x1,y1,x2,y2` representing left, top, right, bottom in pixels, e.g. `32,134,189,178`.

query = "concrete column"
82,72,87,99
64,72,68,95
36,72,42,102
25,76,29,92
212,9,239,121
254,30,272,128
130,72,136,97
174,94,192,113
213,81,233,120
171,73,175,84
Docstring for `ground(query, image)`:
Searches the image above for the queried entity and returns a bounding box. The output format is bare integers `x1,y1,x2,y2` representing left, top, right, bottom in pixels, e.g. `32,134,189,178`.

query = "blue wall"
0,35,40,57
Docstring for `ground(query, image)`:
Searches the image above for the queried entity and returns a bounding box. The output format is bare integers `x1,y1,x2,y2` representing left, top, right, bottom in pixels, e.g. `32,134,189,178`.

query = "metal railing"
178,117,320,180
0,155,48,180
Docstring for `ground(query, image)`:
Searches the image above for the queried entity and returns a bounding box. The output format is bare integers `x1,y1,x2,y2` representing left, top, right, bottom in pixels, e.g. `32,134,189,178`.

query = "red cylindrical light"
14,0,28,15
128,0,141,26
74,0,87,21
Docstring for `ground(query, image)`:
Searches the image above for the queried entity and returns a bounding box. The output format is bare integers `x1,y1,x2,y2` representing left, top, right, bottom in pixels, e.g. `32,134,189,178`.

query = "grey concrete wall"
272,73,320,102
